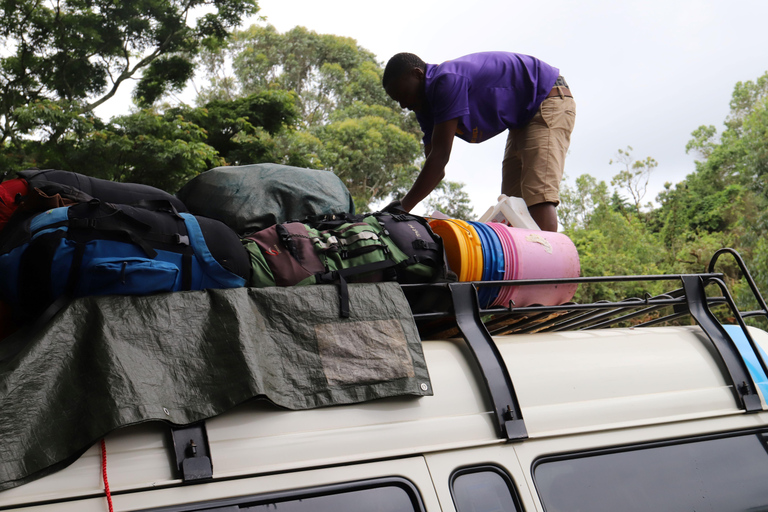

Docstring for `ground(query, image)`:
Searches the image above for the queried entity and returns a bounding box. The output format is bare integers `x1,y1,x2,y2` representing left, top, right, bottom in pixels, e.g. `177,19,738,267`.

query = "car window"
242,484,416,512
140,477,424,512
451,466,524,512
534,431,768,512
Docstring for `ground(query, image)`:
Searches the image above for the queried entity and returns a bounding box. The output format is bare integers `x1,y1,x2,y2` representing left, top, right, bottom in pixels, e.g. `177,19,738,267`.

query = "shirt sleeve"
430,73,470,124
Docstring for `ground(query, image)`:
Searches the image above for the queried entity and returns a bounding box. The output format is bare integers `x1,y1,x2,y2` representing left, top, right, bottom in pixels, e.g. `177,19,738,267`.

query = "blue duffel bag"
0,200,249,322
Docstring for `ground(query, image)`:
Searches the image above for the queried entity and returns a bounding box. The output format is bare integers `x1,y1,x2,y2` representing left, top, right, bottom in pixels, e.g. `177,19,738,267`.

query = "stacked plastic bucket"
428,219,581,308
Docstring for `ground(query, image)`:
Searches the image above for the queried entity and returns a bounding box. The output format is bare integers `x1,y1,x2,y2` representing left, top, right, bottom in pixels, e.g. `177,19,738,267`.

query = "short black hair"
382,53,426,88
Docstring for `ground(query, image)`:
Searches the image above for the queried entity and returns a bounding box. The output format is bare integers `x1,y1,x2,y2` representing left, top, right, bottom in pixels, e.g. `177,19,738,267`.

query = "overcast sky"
249,0,768,217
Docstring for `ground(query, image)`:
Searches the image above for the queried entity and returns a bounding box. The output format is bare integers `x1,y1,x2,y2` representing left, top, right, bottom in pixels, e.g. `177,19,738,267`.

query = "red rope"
100,439,114,512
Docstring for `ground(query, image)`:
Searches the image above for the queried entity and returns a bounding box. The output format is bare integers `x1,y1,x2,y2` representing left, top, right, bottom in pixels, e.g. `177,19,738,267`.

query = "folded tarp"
0,283,430,491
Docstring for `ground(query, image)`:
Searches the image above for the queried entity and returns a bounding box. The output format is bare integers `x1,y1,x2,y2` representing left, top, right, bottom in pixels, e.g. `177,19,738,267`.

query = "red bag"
243,223,326,287
0,178,29,231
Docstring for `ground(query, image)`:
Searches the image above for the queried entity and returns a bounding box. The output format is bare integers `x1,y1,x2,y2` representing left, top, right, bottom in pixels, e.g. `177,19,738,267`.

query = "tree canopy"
197,24,425,210
0,12,472,215
0,0,261,176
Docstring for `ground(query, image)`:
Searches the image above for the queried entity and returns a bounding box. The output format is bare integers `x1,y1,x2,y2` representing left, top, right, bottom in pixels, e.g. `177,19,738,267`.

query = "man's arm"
400,118,458,212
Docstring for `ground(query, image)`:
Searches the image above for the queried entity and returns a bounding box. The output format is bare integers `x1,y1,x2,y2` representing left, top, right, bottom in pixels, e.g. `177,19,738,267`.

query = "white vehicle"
1,249,768,512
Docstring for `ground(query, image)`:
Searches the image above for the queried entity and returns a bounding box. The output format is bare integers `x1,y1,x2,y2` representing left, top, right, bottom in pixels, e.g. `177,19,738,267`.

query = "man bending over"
382,51,575,232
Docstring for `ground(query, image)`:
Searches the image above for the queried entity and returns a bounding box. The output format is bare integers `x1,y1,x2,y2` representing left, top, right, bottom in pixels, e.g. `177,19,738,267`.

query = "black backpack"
18,169,188,213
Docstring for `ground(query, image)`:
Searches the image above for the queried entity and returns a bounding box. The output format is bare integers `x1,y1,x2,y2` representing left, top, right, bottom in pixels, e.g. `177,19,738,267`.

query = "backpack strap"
412,239,440,252
317,259,399,318
130,199,184,218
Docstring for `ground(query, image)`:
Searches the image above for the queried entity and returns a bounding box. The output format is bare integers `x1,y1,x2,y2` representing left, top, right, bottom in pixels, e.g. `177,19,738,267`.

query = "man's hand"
381,199,408,214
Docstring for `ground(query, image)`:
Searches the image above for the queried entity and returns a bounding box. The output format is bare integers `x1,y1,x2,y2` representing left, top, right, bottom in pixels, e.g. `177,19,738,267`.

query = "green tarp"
0,283,430,491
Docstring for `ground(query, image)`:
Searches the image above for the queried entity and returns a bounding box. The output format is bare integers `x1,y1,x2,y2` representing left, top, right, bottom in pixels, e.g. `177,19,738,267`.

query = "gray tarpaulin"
0,283,430,491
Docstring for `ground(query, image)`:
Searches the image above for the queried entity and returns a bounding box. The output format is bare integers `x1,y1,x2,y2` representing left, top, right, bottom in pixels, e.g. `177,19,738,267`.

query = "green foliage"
564,188,667,304
655,71,768,298
609,146,658,215
202,25,399,123
558,174,609,231
741,96,768,193
167,90,299,168
0,0,261,187
199,24,427,211
313,115,420,210
134,56,196,107
0,0,258,136
560,70,768,323
5,90,298,193
424,181,475,220
42,109,221,192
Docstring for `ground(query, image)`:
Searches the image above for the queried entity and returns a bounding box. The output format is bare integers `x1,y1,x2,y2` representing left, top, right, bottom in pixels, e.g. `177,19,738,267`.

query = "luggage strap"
317,259,399,318
413,239,439,251
316,257,421,318
131,199,184,218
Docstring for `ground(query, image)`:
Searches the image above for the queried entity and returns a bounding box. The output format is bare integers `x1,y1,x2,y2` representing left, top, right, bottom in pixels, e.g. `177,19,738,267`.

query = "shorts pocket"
541,97,576,132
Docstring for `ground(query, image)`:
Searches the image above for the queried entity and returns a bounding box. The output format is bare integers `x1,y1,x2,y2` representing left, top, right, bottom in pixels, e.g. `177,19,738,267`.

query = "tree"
650,71,768,311
558,173,609,231
13,90,299,192
167,90,299,168
564,185,667,305
609,146,658,216
199,25,404,126
197,24,428,211
424,181,475,220
0,0,259,174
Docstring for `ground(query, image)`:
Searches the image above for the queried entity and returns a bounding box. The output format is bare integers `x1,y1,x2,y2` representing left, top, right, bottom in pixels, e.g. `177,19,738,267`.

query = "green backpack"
314,213,446,284
242,213,449,316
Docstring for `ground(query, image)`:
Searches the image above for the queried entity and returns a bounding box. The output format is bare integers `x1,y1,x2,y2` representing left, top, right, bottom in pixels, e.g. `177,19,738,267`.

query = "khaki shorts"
501,94,576,207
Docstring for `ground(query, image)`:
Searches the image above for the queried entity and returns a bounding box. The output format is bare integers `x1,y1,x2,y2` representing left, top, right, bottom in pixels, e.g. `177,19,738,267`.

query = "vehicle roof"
3,325,767,508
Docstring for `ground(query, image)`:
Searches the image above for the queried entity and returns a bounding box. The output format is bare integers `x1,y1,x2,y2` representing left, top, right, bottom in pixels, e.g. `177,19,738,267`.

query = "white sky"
250,0,768,217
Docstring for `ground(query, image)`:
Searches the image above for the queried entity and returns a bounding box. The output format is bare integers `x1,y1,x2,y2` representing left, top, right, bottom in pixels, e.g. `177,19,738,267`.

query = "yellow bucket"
428,219,484,282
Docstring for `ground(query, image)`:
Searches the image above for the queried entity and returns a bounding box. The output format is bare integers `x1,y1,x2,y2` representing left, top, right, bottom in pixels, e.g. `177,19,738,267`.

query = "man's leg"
501,129,523,197
528,202,558,232
512,92,576,231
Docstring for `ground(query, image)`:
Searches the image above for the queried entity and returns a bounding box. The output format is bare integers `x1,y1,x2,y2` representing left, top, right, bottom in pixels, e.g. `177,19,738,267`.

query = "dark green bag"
176,163,355,235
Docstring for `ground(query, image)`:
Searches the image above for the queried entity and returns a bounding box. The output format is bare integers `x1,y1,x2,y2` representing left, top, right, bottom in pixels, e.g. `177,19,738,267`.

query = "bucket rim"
428,218,482,282
469,221,504,307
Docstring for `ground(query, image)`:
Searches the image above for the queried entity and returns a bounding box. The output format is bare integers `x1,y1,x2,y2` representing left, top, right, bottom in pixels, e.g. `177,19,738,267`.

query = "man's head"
383,53,427,113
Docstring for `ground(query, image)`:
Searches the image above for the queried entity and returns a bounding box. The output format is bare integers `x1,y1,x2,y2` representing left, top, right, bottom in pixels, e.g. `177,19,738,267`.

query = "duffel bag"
245,219,394,287
0,200,249,322
176,163,355,235
18,169,188,212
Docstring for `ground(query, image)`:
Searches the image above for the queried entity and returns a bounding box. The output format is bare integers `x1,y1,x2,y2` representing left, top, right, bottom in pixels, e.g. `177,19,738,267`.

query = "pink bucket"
487,224,580,307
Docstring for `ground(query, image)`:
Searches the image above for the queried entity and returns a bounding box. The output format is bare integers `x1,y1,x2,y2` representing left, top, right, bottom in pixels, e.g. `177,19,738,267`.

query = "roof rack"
402,248,768,442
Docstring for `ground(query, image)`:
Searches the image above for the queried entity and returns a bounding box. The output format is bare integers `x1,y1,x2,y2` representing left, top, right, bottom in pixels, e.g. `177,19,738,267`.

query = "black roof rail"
402,248,768,441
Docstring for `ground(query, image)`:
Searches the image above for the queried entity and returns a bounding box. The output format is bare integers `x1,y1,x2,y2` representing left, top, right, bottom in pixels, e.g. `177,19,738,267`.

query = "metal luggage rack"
401,248,768,443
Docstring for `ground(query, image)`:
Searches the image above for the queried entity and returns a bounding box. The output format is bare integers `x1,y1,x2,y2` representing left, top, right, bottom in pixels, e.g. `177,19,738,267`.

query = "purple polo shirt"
415,52,559,145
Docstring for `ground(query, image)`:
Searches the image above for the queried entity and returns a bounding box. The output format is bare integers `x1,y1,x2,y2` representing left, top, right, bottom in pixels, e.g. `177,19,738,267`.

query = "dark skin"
384,67,559,232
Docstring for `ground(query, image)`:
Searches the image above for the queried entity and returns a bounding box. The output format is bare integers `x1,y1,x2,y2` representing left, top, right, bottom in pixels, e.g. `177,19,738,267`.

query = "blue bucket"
469,221,505,307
